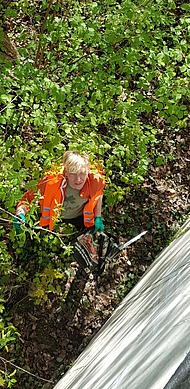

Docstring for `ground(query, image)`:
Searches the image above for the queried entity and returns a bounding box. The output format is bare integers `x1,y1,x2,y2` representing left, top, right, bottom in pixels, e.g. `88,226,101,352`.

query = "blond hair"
63,150,90,174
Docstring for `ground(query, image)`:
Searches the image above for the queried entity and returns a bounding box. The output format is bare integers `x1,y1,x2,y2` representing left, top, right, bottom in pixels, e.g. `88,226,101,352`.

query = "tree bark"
0,1,19,61
0,30,19,61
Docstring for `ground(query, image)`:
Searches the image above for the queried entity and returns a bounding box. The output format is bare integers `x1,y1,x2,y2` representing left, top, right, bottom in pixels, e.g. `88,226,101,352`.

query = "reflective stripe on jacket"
39,171,105,230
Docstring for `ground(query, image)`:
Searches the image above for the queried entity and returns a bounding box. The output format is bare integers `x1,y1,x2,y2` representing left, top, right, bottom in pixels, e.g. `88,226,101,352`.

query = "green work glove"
94,216,104,233
13,214,25,231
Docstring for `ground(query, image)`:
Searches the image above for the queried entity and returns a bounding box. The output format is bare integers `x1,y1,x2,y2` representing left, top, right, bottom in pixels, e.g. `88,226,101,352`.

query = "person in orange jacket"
13,150,105,233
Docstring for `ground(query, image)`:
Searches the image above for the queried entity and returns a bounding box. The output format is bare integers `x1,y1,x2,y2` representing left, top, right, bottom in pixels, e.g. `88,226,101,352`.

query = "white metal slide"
53,219,190,389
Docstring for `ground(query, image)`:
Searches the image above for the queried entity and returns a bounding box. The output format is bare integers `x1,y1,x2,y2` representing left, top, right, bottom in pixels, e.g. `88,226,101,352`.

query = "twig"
0,205,76,244
185,192,189,209
34,226,70,249
0,96,18,113
62,0,73,24
0,207,15,218
34,0,54,68
0,356,54,384
34,224,78,238
0,217,12,223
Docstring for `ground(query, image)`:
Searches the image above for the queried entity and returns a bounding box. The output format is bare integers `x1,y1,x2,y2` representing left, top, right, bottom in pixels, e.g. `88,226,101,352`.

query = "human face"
67,171,88,190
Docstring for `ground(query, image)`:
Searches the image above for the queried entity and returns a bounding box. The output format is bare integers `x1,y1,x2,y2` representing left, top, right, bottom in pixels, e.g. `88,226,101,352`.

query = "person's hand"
13,214,25,231
94,216,104,233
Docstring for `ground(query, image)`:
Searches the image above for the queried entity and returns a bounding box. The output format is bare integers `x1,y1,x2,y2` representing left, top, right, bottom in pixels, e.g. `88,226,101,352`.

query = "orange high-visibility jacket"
17,170,105,230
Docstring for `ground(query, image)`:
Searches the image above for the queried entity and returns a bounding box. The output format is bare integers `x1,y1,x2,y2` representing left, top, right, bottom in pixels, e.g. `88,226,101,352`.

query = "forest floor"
1,1,190,387
1,125,190,389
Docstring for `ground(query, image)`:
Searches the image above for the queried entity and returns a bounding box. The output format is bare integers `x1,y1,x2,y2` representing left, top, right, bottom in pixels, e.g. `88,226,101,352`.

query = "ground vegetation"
0,0,190,387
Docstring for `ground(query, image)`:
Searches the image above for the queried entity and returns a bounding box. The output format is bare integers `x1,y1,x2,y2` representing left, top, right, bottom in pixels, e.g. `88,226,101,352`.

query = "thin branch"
0,217,12,223
0,206,77,242
0,95,18,113
43,0,74,70
0,356,54,384
0,207,16,218
62,0,73,24
36,42,46,70
34,224,78,238
34,225,70,249
34,0,54,68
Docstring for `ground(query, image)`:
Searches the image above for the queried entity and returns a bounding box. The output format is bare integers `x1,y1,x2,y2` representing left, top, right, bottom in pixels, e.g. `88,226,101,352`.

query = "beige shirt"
61,184,88,219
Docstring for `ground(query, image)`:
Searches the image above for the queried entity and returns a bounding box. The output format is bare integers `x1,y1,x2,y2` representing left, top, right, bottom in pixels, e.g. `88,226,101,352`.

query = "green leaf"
180,65,187,72
156,156,164,166
181,4,190,11
0,375,5,387
0,275,9,285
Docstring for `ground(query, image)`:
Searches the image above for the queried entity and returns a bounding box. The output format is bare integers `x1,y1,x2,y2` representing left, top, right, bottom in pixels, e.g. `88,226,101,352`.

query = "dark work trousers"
62,215,84,230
